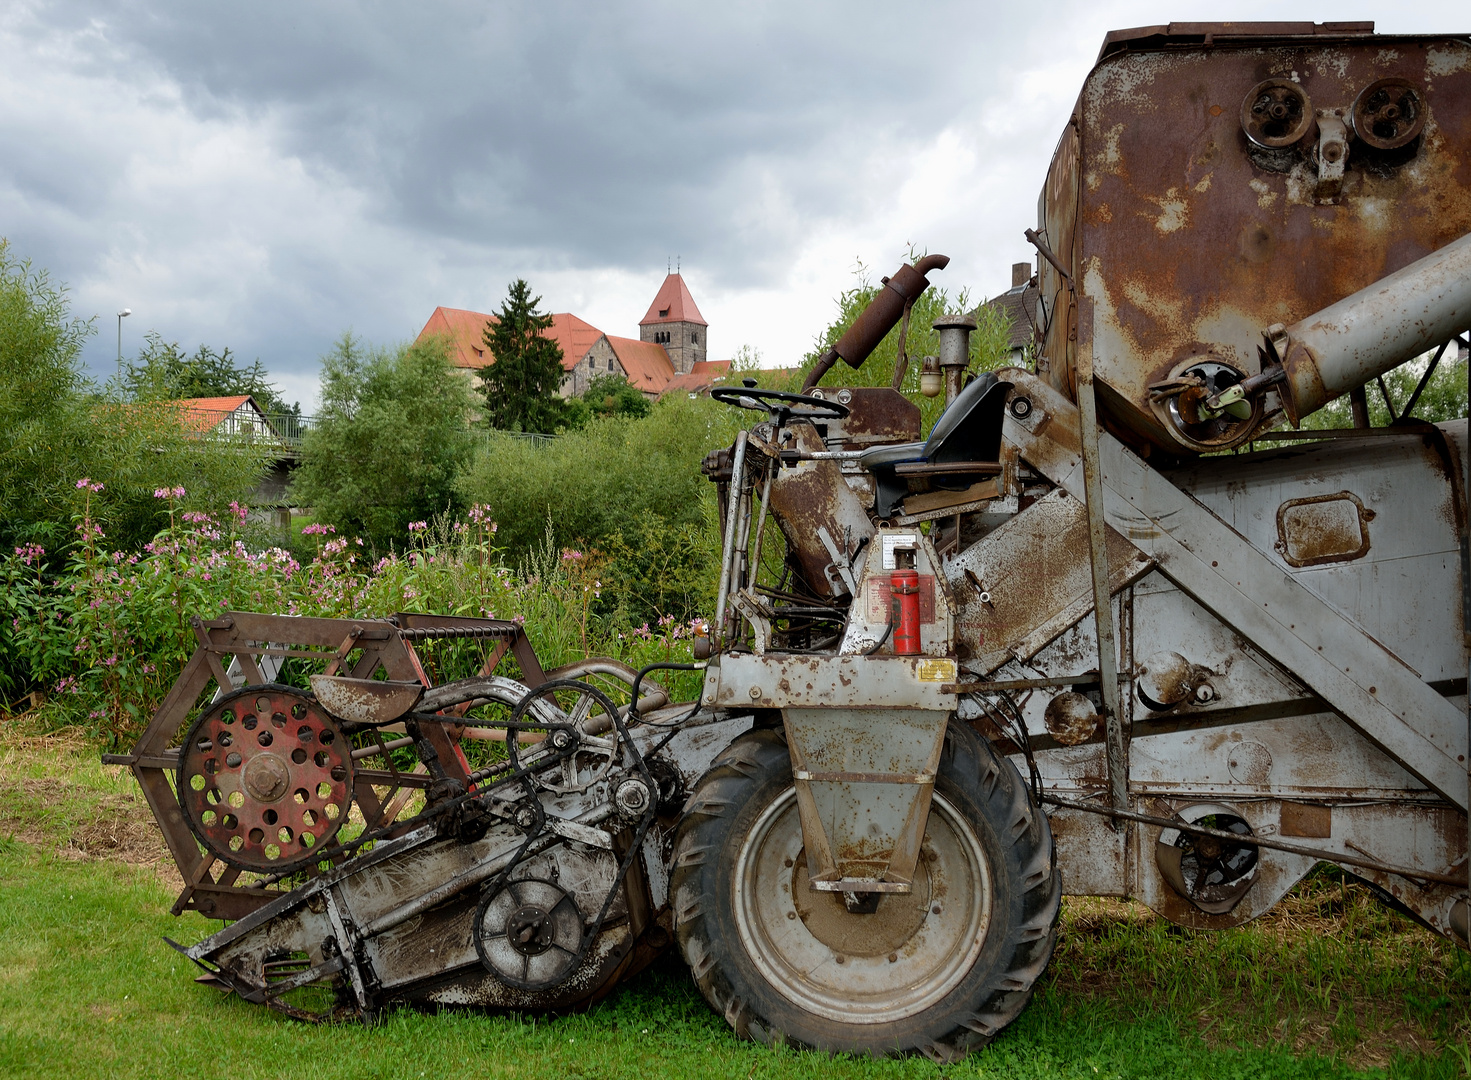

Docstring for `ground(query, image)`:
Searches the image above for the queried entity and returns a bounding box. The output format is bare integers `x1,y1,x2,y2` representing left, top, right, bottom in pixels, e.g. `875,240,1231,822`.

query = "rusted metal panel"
783,707,950,891
807,387,921,449
1275,491,1372,567
1168,427,1466,683
1036,31,1471,453
703,653,957,711
1280,801,1332,837
310,675,423,725
767,421,875,600
1005,369,1469,809
1048,805,1128,895
945,487,1153,673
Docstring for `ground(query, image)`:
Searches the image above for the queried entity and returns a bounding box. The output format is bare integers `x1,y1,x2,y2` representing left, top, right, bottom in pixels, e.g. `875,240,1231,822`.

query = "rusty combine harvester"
110,22,1471,1061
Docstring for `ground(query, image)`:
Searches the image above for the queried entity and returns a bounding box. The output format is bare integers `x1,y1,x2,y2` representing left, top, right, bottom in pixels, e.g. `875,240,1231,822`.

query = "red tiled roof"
545,314,605,373
607,336,676,394
415,307,496,369
639,274,707,327
169,395,265,434
415,307,605,372
659,360,732,398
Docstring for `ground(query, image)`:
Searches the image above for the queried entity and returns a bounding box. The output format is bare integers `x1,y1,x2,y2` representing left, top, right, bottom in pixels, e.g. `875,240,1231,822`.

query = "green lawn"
1,731,1467,1079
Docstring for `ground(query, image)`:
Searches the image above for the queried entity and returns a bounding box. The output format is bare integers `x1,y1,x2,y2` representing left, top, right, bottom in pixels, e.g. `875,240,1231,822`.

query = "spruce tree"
479,280,565,432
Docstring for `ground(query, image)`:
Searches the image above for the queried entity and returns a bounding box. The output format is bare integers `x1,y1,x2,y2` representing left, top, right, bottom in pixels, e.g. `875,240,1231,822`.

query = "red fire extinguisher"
890,547,921,655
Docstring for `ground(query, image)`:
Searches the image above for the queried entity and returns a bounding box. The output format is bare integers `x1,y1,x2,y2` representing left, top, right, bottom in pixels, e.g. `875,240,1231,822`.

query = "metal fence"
180,409,319,451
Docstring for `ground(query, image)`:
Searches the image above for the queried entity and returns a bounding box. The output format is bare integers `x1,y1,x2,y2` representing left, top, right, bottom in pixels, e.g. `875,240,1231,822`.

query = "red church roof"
607,336,676,394
415,307,602,372
639,273,707,327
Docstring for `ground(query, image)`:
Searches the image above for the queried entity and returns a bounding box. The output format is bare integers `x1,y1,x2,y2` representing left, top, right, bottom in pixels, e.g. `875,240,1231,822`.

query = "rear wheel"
670,723,1060,1061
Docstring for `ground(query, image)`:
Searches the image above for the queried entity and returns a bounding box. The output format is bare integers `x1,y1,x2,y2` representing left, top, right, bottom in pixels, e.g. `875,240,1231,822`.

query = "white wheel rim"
732,786,992,1024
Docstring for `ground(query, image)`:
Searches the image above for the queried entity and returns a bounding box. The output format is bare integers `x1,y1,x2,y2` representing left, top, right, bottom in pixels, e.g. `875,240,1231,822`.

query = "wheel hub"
792,852,932,958
507,905,556,955
474,878,585,990
242,754,291,802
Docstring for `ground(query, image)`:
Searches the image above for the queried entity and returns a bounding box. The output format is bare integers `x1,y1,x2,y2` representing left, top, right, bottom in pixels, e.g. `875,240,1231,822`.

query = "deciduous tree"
292,334,476,547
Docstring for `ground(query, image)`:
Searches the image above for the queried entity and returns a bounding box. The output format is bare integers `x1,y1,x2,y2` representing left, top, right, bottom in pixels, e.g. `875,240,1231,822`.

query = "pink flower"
408,520,427,533
76,478,103,492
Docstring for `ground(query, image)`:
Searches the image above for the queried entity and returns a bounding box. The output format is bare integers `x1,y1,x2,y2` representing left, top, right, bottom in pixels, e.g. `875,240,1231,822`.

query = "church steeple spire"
639,271,707,374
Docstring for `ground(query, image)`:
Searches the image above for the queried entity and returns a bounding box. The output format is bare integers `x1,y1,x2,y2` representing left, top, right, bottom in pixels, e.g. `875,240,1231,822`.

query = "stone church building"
415,272,728,400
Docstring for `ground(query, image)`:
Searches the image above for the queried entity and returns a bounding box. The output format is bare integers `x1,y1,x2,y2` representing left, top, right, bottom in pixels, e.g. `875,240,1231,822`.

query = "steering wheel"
710,384,849,421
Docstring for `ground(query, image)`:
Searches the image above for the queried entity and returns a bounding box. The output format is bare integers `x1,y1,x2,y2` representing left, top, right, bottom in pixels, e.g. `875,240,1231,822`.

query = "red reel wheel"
177,686,353,873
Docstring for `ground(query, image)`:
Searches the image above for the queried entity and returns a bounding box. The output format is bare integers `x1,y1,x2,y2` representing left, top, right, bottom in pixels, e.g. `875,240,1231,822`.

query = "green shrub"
457,393,740,620
291,334,477,549
3,498,707,744
0,240,270,557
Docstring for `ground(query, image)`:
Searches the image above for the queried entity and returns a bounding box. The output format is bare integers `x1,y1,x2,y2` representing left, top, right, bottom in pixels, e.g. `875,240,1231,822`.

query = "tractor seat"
858,374,1012,517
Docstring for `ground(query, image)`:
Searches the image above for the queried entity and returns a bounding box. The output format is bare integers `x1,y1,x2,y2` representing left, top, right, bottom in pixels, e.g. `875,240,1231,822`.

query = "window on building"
659,308,670,318
589,355,595,368
691,332,698,344
608,358,615,371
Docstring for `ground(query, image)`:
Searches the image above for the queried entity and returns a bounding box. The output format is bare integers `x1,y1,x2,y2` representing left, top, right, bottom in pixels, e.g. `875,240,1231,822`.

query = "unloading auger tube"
1209,229,1471,423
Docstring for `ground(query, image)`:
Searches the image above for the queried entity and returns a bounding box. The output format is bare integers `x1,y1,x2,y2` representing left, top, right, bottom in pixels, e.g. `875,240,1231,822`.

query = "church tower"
639,272,707,374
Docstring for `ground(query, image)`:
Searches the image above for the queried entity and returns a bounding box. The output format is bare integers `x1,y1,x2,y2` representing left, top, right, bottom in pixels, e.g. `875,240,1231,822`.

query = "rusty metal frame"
105,611,543,919
1074,296,1129,820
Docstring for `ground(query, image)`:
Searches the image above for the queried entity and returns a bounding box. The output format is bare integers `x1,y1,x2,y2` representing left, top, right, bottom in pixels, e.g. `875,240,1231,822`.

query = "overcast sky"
3,1,1467,411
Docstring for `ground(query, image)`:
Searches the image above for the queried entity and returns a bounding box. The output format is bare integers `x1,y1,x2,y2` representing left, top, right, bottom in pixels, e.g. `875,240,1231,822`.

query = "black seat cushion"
856,374,1013,518
921,373,1011,463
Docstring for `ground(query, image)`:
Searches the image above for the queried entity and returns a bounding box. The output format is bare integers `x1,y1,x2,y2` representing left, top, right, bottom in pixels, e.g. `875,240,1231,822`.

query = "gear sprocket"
177,685,353,873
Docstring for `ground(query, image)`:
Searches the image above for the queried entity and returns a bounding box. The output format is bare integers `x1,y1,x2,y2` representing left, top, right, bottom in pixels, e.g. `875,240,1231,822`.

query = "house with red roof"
170,394,276,438
413,272,714,402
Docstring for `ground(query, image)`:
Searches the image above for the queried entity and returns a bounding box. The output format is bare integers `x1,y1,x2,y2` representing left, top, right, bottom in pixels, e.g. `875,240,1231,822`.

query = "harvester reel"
177,685,353,873
473,877,586,990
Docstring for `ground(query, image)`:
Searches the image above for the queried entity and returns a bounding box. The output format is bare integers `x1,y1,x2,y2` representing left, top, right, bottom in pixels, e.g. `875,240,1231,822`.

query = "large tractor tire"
670,722,1060,1062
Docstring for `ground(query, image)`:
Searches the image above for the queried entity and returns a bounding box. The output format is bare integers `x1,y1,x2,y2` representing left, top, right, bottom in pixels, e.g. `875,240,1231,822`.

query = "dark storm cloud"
7,0,1466,398
26,0,1013,286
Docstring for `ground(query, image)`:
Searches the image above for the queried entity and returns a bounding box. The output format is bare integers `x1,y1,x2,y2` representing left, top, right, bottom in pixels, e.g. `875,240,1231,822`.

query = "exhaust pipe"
802,255,949,392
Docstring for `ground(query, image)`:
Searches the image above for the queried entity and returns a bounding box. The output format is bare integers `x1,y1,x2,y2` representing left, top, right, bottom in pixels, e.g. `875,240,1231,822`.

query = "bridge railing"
177,408,319,451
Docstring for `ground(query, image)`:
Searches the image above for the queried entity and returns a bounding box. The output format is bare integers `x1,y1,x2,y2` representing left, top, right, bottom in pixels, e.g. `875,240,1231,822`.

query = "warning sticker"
881,533,919,569
916,659,957,682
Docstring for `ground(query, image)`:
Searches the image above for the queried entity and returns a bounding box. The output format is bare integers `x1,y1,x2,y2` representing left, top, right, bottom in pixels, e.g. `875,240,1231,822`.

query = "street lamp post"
116,308,131,381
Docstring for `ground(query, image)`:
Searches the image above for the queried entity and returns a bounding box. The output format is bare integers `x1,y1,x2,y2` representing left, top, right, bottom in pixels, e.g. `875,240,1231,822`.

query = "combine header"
111,22,1471,1061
